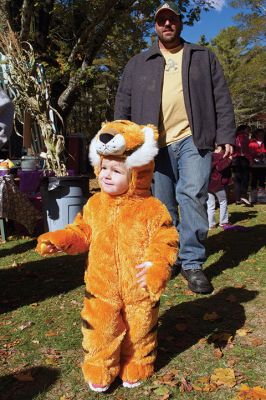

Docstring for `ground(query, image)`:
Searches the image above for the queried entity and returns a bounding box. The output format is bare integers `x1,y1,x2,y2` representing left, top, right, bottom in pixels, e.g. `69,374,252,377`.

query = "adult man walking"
114,1,235,294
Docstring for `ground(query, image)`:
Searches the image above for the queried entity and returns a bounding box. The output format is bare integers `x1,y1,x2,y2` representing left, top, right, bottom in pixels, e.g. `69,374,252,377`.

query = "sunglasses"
155,14,180,26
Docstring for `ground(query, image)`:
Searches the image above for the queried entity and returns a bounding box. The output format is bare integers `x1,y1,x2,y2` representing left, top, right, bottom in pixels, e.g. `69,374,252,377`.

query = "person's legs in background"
216,189,229,226
233,156,252,206
154,136,213,294
207,192,217,229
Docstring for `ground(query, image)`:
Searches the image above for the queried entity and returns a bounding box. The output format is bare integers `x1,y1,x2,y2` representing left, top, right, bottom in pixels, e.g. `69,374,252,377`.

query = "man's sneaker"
88,382,110,392
123,381,142,388
181,268,213,294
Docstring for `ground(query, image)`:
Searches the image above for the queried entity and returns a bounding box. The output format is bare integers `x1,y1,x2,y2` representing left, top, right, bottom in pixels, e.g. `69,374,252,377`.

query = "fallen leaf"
214,348,223,358
210,368,236,388
209,331,233,345
197,337,208,345
0,320,12,327
3,339,21,349
183,289,196,296
234,284,246,289
18,321,33,331
175,323,187,332
236,328,253,337
250,338,263,347
160,394,170,400
45,330,58,337
14,371,34,382
32,340,40,344
180,376,193,392
45,355,60,365
226,294,238,302
30,303,39,308
203,312,221,321
236,384,266,399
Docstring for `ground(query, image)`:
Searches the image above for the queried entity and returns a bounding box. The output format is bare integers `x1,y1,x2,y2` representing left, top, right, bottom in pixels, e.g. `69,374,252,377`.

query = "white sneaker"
123,381,142,388
88,382,110,392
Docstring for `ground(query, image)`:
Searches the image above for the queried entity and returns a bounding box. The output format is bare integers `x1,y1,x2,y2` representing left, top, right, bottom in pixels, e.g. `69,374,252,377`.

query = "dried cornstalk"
0,23,67,176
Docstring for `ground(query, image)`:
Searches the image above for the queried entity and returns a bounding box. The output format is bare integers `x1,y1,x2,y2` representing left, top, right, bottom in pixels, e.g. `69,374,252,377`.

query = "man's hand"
135,261,152,288
216,144,234,158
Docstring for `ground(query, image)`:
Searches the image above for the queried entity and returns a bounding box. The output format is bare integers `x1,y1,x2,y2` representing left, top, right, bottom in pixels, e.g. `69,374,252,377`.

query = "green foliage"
210,22,266,124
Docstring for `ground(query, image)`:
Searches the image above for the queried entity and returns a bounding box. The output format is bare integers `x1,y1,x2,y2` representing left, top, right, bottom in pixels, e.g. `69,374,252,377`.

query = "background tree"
0,0,214,139
210,26,266,124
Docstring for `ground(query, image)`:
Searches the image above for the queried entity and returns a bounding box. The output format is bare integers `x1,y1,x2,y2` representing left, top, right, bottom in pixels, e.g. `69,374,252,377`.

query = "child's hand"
135,261,152,288
37,240,63,256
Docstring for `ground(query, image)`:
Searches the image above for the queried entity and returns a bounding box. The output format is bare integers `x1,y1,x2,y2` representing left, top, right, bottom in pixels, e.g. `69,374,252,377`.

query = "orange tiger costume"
37,120,178,387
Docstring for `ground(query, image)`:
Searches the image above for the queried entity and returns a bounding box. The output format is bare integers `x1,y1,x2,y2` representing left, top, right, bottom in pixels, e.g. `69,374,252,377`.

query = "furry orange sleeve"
144,203,179,301
36,211,92,256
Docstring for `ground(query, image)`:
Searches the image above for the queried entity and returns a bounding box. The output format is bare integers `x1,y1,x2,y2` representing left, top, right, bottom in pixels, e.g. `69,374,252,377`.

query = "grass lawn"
0,203,265,400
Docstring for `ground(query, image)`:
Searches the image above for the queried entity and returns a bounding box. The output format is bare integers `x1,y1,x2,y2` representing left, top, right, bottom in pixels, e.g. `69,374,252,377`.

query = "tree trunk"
58,0,136,118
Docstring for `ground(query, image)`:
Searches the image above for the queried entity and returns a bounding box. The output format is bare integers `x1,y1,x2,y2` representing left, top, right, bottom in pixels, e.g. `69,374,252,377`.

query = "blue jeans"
152,136,212,271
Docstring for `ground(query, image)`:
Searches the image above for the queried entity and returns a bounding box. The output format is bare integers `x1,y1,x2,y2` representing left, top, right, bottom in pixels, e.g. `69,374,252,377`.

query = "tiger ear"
126,125,158,168
101,120,108,128
89,136,101,167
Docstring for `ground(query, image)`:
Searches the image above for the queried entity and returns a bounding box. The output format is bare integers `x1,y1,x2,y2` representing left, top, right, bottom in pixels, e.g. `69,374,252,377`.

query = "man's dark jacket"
114,41,236,150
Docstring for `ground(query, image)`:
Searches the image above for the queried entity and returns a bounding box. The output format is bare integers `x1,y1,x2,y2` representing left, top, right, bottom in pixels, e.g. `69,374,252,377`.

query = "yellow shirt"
159,46,192,148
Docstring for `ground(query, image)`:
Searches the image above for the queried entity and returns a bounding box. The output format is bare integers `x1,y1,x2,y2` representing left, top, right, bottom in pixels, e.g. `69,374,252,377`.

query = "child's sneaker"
123,381,142,388
220,223,247,231
88,382,110,392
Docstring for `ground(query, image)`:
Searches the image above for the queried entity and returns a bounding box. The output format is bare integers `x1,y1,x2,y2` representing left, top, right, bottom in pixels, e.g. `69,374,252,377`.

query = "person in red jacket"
207,148,247,231
249,128,266,203
207,148,232,229
232,125,253,206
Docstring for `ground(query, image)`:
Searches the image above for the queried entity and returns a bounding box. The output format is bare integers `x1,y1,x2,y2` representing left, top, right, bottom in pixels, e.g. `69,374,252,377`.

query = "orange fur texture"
36,121,178,387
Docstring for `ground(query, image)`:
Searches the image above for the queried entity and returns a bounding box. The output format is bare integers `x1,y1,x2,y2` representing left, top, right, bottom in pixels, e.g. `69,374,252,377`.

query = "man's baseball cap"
155,1,181,19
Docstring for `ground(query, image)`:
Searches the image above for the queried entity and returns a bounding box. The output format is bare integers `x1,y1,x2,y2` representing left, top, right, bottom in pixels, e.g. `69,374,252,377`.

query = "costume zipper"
113,203,122,298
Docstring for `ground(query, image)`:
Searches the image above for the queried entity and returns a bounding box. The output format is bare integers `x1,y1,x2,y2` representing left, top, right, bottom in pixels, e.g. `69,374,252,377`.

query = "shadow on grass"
156,287,258,371
205,224,266,280
0,253,86,314
0,239,37,257
229,210,258,224
0,366,60,400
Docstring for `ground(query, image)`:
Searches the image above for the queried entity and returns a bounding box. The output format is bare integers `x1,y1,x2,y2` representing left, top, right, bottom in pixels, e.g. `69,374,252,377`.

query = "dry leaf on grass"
249,338,263,347
226,294,238,302
236,328,253,337
214,348,223,358
183,289,196,296
45,330,58,337
209,331,233,345
3,339,21,349
236,384,266,399
175,323,187,332
18,321,33,331
180,376,193,392
203,312,221,321
14,371,34,382
210,368,236,388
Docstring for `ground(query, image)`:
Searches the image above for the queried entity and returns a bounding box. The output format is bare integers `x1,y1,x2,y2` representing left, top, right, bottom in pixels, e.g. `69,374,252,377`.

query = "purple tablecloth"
17,169,76,194
0,175,41,233
17,170,43,194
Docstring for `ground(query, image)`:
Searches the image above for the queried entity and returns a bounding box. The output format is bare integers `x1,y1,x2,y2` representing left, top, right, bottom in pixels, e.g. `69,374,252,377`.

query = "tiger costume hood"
89,120,159,197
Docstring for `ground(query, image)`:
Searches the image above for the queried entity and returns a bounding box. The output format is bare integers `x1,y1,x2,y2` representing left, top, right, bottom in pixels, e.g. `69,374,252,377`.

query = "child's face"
99,158,130,196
